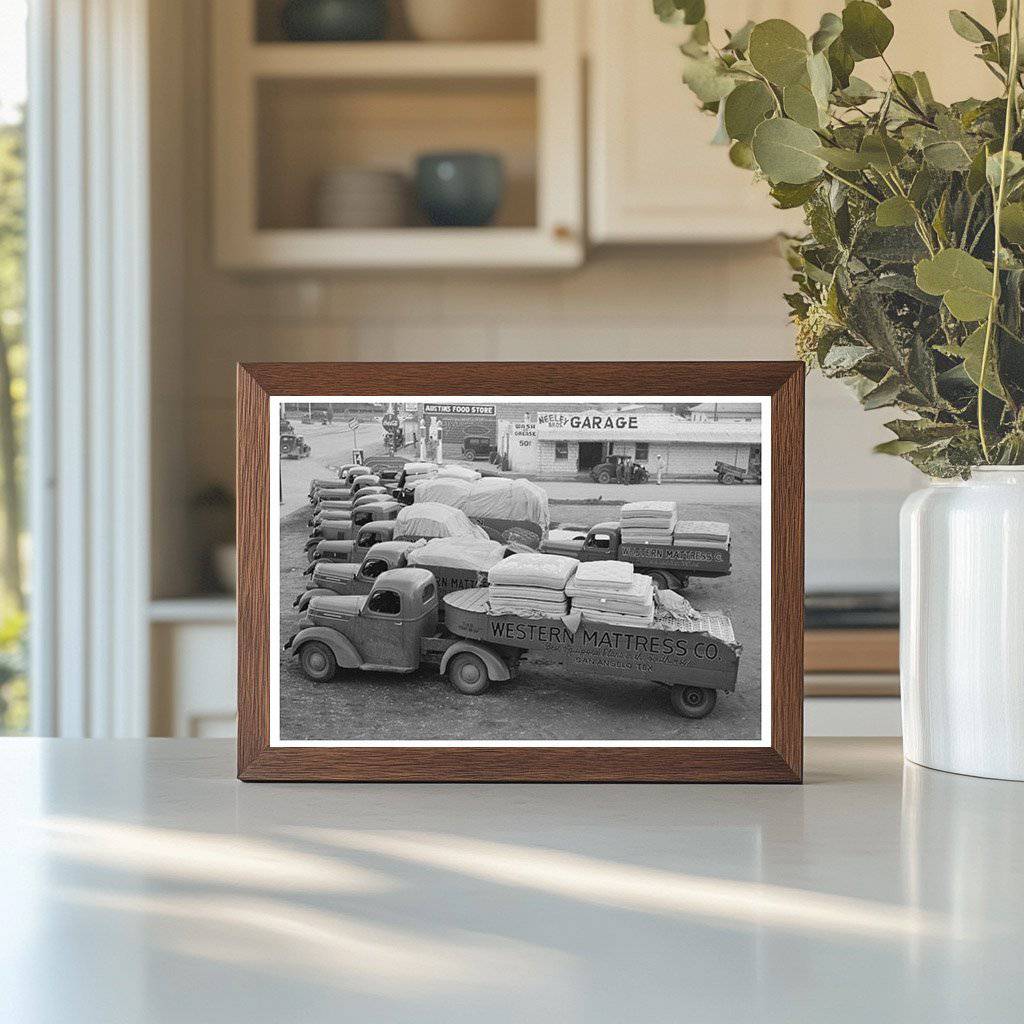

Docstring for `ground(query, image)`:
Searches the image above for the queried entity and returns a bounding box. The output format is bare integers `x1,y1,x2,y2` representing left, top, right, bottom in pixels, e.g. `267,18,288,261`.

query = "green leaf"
1000,202,1024,242
748,19,810,87
807,51,833,110
923,141,973,171
815,146,872,170
959,325,1007,398
842,1,894,60
681,55,736,103
874,439,921,455
915,249,994,321
967,143,993,193
752,117,827,184
986,150,1024,190
948,10,993,44
862,374,902,409
875,196,918,228
912,71,935,105
860,133,905,173
993,0,1008,24
836,75,877,104
885,419,963,443
654,0,705,25
810,12,843,54
909,165,936,205
723,81,775,143
783,83,822,128
728,140,758,169
770,179,820,209
724,20,755,53
827,35,855,89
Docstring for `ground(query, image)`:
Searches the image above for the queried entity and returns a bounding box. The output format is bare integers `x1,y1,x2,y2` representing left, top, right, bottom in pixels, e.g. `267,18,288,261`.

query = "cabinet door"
588,0,815,243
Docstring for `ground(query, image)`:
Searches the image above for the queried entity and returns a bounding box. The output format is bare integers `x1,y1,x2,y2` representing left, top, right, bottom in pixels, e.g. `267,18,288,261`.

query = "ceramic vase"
900,467,1024,781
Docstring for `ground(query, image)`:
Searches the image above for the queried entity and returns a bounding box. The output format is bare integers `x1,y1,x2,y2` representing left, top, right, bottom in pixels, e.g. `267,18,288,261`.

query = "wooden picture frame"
238,362,804,782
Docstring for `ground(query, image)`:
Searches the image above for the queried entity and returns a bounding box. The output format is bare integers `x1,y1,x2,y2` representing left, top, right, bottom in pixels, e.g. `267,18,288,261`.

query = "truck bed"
443,589,740,692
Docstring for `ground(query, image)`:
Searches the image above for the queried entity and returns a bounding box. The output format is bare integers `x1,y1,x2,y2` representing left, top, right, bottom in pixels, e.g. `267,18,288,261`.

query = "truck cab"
287,568,440,680
305,518,397,554
296,541,416,608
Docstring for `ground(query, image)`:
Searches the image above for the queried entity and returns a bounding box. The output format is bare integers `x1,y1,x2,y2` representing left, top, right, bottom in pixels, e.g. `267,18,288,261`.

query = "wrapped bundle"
405,537,507,572
541,528,587,557
436,464,481,482
394,502,489,541
456,477,551,533
402,462,436,476
413,477,474,507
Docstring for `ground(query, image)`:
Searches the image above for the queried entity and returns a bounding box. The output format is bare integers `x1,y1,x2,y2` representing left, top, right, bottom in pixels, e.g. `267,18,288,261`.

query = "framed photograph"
237,362,804,782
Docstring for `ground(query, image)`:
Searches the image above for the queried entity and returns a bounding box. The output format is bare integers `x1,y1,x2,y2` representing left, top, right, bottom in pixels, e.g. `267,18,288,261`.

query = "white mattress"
487,552,579,590
579,608,655,628
570,577,655,616
488,584,572,603
566,560,637,593
488,596,569,617
405,537,507,572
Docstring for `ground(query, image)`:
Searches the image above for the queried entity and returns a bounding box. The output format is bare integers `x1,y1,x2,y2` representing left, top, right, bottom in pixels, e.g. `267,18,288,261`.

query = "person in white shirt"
655,454,664,485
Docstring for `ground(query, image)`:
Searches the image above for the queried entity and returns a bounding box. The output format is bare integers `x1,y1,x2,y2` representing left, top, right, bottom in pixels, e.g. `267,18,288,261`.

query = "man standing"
655,454,664,485
615,455,625,485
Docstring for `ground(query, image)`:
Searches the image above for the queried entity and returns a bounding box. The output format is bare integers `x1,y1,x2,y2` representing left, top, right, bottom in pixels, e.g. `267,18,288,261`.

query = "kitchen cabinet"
211,0,583,269
587,0,999,244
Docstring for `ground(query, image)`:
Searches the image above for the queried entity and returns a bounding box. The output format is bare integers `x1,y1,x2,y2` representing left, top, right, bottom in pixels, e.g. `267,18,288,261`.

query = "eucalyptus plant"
659,0,1024,474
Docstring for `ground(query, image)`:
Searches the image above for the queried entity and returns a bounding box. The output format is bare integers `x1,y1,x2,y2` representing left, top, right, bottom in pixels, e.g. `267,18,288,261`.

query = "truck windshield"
361,559,389,579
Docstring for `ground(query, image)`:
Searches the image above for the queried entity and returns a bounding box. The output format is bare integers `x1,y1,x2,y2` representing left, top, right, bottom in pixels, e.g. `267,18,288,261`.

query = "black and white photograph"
272,395,770,745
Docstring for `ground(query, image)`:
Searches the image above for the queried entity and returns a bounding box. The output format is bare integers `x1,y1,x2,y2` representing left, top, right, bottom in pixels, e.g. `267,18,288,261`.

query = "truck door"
579,527,618,563
359,588,411,667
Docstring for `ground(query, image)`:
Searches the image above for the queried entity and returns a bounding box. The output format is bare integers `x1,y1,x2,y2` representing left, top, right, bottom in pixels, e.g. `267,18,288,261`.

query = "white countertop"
2,738,1021,1023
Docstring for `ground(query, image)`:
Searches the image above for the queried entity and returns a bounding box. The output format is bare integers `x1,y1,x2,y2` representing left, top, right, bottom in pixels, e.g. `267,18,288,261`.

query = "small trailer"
714,460,761,484
286,568,740,719
541,521,731,591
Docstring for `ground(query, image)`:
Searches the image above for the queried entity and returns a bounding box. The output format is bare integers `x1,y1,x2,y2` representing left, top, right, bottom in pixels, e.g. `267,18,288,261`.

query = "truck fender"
289,626,362,669
294,588,336,611
439,641,511,682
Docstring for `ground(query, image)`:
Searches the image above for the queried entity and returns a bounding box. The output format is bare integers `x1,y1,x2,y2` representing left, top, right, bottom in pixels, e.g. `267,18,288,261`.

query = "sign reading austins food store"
423,404,496,416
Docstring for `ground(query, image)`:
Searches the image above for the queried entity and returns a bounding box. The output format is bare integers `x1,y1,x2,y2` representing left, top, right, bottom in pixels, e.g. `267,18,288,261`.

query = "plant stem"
821,167,879,203
979,0,1021,463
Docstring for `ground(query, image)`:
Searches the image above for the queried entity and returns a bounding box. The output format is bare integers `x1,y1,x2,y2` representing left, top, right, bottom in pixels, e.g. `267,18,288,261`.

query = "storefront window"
634,442,650,461
554,441,568,460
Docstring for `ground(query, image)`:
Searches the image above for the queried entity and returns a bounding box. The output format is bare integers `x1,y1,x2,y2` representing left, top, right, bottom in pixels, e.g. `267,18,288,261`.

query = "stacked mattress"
566,560,656,627
619,501,678,545
673,520,731,547
487,552,579,617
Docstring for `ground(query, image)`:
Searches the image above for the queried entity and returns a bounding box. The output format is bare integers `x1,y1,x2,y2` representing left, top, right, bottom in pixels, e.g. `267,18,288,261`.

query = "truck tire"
643,570,672,591
464,450,476,461
670,685,717,719
448,652,491,695
721,473,739,485
596,469,612,484
298,640,337,684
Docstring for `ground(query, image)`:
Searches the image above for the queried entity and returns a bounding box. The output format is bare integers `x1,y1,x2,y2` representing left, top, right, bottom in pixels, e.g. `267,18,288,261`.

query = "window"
554,441,568,460
422,583,436,604
0,2,27,734
634,442,649,461
367,589,401,615
359,558,389,580
587,532,612,550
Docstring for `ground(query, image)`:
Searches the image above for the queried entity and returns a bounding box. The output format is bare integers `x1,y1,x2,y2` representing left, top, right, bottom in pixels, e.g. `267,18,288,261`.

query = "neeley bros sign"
537,411,640,432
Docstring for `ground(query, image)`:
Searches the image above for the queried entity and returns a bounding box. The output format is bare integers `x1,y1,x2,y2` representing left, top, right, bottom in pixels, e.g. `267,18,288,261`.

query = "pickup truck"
285,568,740,719
294,540,490,611
307,500,402,537
540,521,731,591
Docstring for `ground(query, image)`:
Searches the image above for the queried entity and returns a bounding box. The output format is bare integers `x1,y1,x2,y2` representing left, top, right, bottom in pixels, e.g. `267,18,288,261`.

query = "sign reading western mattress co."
423,404,496,416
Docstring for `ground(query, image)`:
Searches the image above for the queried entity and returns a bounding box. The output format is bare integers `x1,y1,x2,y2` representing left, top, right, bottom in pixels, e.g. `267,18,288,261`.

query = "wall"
153,0,920,597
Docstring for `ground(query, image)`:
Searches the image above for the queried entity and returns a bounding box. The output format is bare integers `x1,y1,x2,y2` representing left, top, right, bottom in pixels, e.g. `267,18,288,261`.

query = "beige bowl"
314,168,410,228
404,0,534,42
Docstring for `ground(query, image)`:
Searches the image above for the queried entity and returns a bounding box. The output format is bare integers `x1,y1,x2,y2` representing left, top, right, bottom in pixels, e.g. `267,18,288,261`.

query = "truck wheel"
448,652,491,695
670,686,717,719
464,450,476,461
596,470,612,484
722,474,739,485
644,570,672,591
299,641,337,684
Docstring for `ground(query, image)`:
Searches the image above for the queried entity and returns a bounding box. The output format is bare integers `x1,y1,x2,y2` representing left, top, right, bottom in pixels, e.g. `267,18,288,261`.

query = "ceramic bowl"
403,0,534,42
415,152,505,228
281,0,388,42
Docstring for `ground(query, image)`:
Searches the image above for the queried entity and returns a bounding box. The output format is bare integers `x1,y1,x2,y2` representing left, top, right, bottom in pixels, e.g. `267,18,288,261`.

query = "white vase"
900,467,1024,780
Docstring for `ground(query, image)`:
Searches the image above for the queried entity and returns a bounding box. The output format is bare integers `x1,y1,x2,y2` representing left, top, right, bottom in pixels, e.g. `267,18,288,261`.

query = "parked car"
461,435,497,461
590,455,648,484
280,429,310,459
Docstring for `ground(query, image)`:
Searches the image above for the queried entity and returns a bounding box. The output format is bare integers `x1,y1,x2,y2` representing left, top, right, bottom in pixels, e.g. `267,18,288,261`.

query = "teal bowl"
281,0,388,42
415,152,505,228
